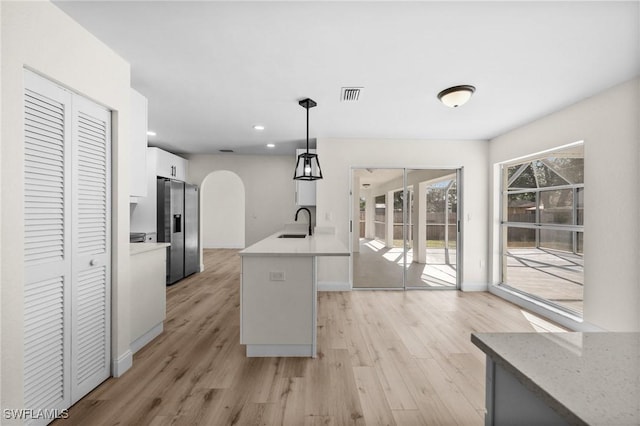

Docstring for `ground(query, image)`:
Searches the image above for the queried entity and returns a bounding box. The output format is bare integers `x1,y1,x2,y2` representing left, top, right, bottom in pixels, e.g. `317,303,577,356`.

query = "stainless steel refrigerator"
157,179,199,285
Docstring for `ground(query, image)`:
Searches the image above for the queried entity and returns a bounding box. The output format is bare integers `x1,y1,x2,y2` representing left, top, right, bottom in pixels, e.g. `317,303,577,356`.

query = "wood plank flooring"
55,249,564,426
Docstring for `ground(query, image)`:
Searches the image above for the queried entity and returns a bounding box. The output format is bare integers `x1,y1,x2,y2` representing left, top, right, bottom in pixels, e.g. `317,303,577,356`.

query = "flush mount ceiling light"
266,143,275,148
294,98,323,181
437,85,476,108
253,124,265,131
147,130,156,136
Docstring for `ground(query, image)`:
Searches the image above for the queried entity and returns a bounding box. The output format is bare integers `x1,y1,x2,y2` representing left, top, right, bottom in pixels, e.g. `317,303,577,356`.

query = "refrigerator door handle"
173,214,182,233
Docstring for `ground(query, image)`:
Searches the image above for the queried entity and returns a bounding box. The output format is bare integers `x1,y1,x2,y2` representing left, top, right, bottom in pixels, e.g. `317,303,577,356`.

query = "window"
374,194,386,240
501,145,584,315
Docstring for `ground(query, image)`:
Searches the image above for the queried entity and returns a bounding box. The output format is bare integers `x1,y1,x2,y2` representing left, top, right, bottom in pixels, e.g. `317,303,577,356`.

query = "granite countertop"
239,227,350,257
472,332,640,425
130,242,170,256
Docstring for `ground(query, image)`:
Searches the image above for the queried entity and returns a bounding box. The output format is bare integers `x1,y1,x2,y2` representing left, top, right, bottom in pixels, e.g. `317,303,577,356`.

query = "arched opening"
200,170,246,250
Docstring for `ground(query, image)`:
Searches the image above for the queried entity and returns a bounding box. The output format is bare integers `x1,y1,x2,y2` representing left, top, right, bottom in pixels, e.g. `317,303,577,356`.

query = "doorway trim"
349,166,464,290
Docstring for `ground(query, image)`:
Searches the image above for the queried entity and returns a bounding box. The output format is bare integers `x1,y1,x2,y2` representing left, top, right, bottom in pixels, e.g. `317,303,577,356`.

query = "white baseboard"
130,323,163,354
461,282,488,292
111,349,132,377
318,281,350,291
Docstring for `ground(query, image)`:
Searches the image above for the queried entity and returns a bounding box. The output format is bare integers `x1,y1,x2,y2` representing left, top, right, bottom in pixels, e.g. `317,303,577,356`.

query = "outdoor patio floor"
504,247,584,314
353,238,457,289
353,240,584,315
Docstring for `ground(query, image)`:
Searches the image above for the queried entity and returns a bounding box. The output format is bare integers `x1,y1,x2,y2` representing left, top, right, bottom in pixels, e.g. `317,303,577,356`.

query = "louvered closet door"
24,70,112,417
70,95,111,404
23,71,73,416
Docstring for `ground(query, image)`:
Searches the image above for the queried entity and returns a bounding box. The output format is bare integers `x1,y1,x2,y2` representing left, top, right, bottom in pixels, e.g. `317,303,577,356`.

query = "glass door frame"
349,167,463,290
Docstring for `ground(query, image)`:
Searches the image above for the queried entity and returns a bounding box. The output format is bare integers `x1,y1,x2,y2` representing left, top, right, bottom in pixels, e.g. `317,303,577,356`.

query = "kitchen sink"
278,234,307,238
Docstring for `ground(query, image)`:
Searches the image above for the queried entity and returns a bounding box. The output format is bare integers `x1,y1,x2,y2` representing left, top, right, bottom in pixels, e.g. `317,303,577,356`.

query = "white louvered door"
23,71,73,418
70,95,111,404
24,70,111,419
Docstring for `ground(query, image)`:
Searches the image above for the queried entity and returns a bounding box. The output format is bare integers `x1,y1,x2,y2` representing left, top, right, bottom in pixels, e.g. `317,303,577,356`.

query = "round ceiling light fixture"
437,85,476,108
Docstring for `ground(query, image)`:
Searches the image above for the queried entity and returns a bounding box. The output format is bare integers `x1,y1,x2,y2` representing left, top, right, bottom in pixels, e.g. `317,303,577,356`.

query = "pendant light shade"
294,98,323,181
437,85,476,108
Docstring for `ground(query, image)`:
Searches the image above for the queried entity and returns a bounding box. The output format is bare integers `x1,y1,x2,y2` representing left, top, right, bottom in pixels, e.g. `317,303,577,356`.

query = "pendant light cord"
306,105,310,153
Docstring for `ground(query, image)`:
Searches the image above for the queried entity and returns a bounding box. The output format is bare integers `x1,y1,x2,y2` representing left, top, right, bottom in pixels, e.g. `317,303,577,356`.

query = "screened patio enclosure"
500,144,585,315
351,168,461,290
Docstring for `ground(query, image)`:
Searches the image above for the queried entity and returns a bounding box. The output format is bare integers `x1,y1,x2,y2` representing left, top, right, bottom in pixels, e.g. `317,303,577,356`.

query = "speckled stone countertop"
472,332,640,425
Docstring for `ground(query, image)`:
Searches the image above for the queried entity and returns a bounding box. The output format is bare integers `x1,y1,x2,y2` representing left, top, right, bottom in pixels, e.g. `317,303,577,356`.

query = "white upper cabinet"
150,147,188,181
130,89,148,199
295,149,317,206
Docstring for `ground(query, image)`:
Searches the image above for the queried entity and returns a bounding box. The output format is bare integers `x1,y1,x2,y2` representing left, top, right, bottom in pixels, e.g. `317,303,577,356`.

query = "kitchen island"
239,228,349,357
471,332,640,425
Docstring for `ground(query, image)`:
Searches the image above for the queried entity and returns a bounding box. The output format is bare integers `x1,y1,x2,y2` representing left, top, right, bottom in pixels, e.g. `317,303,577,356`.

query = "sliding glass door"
405,169,459,289
352,169,405,288
352,168,461,290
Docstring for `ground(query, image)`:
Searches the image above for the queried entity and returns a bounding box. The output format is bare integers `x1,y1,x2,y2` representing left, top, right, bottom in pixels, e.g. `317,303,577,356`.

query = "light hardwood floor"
55,249,564,426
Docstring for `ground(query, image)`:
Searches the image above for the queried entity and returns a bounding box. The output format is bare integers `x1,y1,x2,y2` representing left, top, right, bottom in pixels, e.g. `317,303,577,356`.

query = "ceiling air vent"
341,87,362,102
219,149,234,153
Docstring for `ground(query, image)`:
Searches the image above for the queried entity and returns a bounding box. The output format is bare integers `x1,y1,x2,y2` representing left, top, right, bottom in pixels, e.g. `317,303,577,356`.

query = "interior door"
23,70,112,418
70,95,111,403
23,71,73,416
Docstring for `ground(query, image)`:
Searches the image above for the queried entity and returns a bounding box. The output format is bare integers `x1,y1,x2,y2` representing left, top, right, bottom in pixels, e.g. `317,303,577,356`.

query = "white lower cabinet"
240,256,316,357
23,71,111,423
130,244,167,353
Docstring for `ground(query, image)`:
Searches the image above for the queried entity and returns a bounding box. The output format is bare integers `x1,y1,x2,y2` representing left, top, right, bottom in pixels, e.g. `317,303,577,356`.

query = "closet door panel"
23,71,73,418
70,96,111,404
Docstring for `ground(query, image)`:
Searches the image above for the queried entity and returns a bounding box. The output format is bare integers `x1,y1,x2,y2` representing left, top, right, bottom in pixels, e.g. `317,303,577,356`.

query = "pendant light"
437,85,476,108
294,98,323,181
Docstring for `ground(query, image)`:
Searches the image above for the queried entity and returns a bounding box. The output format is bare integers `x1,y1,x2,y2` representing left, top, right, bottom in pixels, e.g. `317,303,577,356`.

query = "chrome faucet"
295,207,312,236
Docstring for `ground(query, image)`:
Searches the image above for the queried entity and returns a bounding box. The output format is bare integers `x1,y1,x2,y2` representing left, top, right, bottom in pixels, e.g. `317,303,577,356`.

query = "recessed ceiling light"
266,143,275,148
253,125,265,131
437,85,476,108
147,130,156,136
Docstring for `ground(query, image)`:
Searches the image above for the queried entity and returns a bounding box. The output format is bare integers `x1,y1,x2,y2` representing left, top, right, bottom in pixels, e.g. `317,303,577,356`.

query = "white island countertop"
471,332,640,425
239,230,349,257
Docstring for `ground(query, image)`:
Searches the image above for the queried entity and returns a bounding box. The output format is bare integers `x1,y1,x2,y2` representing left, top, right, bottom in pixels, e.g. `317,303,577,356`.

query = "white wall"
1,1,132,414
316,138,489,290
202,170,246,248
489,78,640,332
187,154,297,268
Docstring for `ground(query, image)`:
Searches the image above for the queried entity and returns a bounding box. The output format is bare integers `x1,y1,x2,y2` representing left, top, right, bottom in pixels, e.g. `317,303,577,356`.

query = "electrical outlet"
269,271,285,281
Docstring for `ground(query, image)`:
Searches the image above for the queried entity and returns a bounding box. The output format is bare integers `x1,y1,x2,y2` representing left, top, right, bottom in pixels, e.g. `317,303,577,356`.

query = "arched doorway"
201,170,246,249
